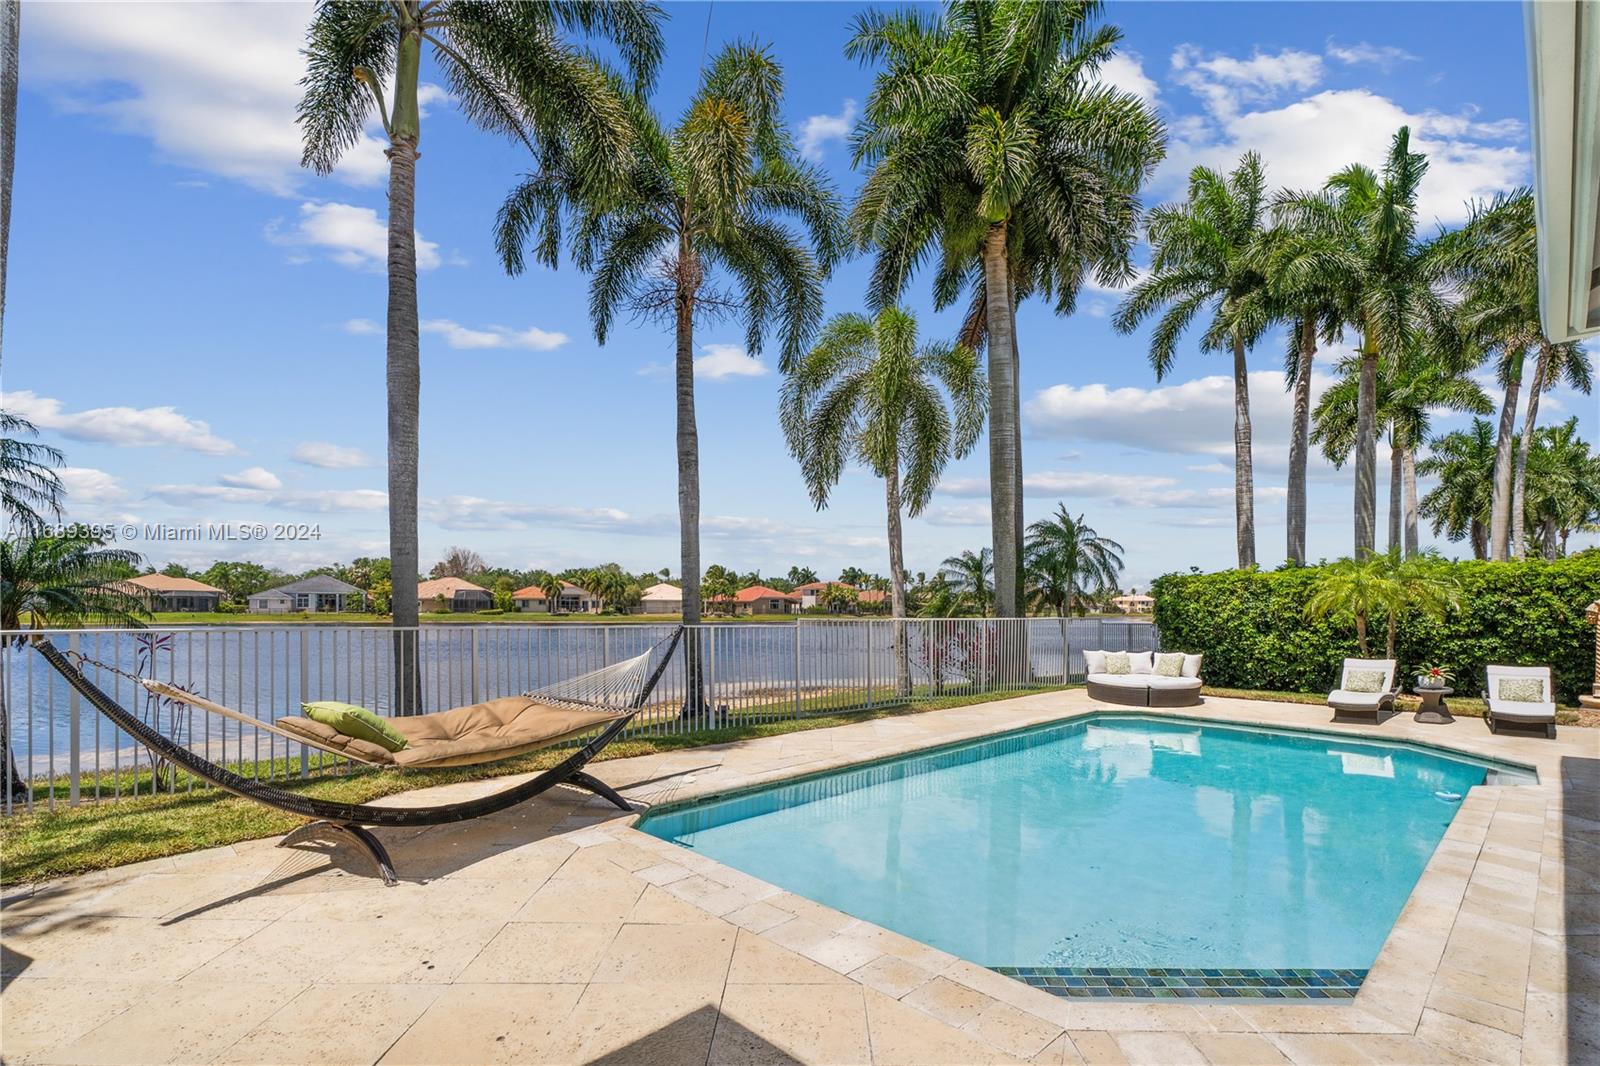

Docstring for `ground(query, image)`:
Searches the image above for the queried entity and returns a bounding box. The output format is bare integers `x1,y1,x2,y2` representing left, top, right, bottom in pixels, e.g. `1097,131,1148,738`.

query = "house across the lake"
638,582,683,614
794,581,884,613
1112,591,1155,614
120,573,225,613
418,577,493,613
511,581,604,614
717,585,798,616
248,575,366,614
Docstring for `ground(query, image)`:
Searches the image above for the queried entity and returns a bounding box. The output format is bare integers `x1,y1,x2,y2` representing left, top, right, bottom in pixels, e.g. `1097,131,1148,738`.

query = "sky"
6,1,1596,591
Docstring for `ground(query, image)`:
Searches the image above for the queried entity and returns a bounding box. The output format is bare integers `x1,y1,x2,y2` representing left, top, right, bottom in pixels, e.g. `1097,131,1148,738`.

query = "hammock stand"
31,628,683,885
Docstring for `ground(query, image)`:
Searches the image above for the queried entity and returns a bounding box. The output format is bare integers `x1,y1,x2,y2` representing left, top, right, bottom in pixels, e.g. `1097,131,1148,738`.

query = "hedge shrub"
1150,552,1600,703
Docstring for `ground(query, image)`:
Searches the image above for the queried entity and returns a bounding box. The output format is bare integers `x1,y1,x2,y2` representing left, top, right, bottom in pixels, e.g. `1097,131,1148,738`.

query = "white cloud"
1097,52,1159,105
1160,87,1527,225
1023,369,1341,474
423,495,644,533
58,467,128,505
695,343,770,380
940,469,1287,511
636,361,669,377
419,319,569,351
921,503,992,527
7,389,238,455
220,466,282,491
343,318,380,335
291,441,374,469
266,202,442,272
798,99,857,161
149,483,387,513
1171,44,1324,119
415,83,454,118
24,2,386,195
1326,41,1418,68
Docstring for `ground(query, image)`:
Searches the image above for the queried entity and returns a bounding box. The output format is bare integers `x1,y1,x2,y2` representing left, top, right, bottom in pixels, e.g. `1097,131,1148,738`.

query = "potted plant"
1417,664,1454,690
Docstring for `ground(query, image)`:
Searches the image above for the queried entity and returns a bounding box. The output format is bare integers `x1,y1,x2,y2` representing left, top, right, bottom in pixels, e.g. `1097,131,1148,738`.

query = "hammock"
32,627,683,884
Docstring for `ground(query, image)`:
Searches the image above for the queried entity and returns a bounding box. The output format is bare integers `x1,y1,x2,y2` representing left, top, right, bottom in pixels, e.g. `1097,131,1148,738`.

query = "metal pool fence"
0,616,1158,813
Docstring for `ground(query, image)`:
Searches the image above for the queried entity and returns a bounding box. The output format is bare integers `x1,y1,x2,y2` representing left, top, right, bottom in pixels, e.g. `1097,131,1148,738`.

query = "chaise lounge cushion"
1144,675,1202,691
1085,673,1151,689
1327,689,1387,711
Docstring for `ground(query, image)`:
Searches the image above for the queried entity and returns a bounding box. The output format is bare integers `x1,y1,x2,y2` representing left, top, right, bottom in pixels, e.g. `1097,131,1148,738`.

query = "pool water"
638,715,1534,972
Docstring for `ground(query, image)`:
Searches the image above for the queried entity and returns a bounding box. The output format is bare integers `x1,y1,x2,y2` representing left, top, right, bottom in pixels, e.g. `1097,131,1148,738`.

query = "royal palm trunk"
884,466,911,698
1230,333,1256,569
675,233,706,715
1285,317,1316,566
1388,441,1403,553
1489,351,1523,561
1402,446,1419,557
981,223,1021,616
1353,341,1379,558
1510,342,1547,559
385,24,422,712
0,0,17,353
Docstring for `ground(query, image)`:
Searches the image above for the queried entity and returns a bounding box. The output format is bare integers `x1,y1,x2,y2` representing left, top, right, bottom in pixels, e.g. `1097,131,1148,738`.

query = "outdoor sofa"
1326,657,1400,723
1083,649,1203,707
1484,664,1558,738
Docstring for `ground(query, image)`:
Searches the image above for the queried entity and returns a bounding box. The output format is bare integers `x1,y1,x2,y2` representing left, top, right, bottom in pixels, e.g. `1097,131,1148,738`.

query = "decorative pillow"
1344,669,1386,694
1181,653,1203,679
302,701,409,752
1497,678,1546,703
1104,652,1132,675
1154,653,1185,677
1127,651,1154,674
1083,650,1107,675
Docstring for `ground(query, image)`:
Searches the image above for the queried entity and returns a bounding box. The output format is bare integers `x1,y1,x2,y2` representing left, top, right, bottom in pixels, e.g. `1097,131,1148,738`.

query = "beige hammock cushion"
275,696,627,769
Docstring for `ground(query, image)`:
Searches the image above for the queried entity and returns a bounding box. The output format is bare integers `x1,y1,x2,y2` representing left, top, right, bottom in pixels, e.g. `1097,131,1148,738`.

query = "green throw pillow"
302,701,409,752
1104,652,1131,675
1154,653,1185,677
1344,669,1386,694
1497,678,1545,703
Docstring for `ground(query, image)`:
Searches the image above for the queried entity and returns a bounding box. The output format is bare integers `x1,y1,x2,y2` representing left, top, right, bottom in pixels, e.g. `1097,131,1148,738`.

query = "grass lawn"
1202,685,1595,727
0,686,1071,886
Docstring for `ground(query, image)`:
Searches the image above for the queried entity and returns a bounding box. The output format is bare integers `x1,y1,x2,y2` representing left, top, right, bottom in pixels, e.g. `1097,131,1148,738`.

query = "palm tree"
1304,548,1457,660
1023,505,1124,616
0,533,148,798
538,571,563,615
848,1,1165,616
781,307,986,696
1257,204,1349,566
1417,419,1498,559
1524,418,1600,558
1,412,64,536
1116,152,1272,568
1311,341,1490,555
1278,128,1438,557
939,548,993,617
297,1,664,652
1509,341,1591,557
1429,190,1591,559
0,1,17,356
497,43,843,640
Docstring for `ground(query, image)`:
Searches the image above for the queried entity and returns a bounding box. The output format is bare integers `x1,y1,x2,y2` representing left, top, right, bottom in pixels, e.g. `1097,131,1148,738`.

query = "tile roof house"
417,577,493,613
248,575,366,614
638,582,683,614
121,574,225,613
720,585,798,616
795,581,885,613
512,581,604,614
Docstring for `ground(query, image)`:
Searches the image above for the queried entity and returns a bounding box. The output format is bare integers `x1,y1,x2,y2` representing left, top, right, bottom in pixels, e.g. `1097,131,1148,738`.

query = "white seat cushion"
1145,675,1201,690
1087,673,1150,689
1328,689,1385,708
1487,700,1556,722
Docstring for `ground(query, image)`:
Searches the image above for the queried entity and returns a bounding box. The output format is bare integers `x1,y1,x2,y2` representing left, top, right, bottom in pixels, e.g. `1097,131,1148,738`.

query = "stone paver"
3,690,1595,1064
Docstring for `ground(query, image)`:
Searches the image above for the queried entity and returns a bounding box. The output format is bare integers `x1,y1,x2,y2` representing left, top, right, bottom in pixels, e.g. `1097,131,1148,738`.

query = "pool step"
990,966,1367,999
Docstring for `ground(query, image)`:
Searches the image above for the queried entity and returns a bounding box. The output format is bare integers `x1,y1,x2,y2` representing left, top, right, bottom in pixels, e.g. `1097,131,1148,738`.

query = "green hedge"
1151,552,1600,703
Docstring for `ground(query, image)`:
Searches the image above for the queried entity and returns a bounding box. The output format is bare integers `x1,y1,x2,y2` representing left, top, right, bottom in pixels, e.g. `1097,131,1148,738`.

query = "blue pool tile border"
991,966,1368,1000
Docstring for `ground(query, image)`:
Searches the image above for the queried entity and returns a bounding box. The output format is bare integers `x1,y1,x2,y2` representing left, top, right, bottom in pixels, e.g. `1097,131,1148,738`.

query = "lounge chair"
1484,664,1558,738
34,629,684,884
1327,657,1399,723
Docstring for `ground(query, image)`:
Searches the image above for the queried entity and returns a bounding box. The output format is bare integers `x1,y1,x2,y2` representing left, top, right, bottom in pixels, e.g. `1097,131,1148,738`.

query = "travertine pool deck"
3,691,1596,1065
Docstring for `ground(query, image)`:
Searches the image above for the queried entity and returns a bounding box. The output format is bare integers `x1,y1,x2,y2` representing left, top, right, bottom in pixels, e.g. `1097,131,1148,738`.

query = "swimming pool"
638,714,1535,998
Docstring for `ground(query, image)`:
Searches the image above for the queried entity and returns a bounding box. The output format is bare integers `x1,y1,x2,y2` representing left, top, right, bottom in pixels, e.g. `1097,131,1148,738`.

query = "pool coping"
597,689,1590,1053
